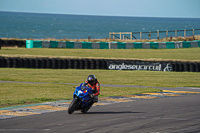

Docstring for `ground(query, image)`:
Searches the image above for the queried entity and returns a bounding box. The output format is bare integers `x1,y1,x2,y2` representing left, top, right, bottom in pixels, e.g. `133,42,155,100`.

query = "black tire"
26,58,32,68
96,59,101,69
57,59,62,69
7,58,14,68
68,98,78,114
79,59,84,69
46,58,53,69
83,59,89,69
21,58,26,68
43,58,48,69
52,58,58,69
102,60,108,69
189,63,195,72
74,59,80,69
32,58,36,68
64,59,69,69
194,63,200,72
81,106,89,113
173,62,179,72
89,59,95,69
35,58,40,69
81,102,93,113
68,59,74,69
61,59,67,69
183,63,189,72
0,57,6,67
178,63,184,72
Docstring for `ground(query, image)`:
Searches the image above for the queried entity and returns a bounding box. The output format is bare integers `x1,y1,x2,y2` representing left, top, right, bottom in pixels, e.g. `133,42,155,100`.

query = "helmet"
87,75,96,85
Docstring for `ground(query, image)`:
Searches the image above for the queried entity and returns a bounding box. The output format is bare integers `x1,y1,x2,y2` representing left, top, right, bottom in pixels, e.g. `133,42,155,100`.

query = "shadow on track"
74,111,145,115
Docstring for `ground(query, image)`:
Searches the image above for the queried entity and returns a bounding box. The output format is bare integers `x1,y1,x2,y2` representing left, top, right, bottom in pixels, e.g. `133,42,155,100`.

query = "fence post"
149,31,151,40
193,29,195,37
120,32,122,40
184,29,186,37
140,32,142,39
130,32,132,40
175,30,177,37
166,31,168,38
157,30,159,39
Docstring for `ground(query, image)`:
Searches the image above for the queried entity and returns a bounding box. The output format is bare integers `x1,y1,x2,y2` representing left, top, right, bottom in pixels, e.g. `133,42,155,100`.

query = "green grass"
0,82,160,108
1,47,200,61
0,83,73,108
1,47,200,108
0,68,199,87
0,68,200,107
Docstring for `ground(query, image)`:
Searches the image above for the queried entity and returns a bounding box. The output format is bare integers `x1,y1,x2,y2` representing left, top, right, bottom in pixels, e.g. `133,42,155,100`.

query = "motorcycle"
68,83,94,114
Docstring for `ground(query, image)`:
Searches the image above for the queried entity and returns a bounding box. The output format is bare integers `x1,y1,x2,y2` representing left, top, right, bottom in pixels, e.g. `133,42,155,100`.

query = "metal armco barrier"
0,56,199,72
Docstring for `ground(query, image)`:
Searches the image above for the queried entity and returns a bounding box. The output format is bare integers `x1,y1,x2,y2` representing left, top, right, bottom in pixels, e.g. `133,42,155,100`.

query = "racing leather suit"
84,79,100,102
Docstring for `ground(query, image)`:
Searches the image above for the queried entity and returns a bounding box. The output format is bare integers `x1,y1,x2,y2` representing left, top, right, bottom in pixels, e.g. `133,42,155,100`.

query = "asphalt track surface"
0,82,200,133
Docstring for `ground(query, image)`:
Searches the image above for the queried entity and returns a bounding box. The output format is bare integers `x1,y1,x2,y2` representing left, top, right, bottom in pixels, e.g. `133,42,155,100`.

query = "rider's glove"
90,94,94,98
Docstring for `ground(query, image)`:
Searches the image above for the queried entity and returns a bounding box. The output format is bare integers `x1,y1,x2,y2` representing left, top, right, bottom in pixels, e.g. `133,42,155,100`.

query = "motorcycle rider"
84,74,100,103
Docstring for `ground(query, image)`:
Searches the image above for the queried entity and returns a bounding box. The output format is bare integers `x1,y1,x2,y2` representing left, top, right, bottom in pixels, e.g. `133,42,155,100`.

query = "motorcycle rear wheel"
68,99,78,114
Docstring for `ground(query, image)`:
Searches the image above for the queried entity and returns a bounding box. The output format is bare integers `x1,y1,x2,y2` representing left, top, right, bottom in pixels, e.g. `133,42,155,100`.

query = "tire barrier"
6,58,13,68
52,58,58,69
79,59,85,69
173,62,179,72
0,38,2,49
194,63,200,72
184,63,189,72
0,57,6,67
1,40,26,47
178,62,184,72
0,56,199,72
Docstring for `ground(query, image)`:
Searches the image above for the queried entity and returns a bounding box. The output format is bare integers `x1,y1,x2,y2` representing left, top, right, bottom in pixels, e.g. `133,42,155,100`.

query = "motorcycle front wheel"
68,98,78,114
81,102,94,113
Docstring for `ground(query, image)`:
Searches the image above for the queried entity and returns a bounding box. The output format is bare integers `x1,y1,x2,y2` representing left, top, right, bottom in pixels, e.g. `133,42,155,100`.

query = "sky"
0,0,200,18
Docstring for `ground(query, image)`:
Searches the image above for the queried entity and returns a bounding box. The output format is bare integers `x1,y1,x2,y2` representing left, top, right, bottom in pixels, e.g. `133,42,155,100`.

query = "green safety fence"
26,40,42,48
134,42,142,49
183,41,191,48
196,40,200,47
26,40,200,49
66,41,74,48
34,41,42,48
117,42,126,49
166,42,175,49
82,42,92,49
26,40,33,48
150,42,158,49
100,42,109,49
50,41,58,48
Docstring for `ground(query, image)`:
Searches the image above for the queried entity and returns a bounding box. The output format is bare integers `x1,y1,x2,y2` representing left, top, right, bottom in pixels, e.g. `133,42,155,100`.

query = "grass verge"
1,47,200,62
0,68,199,108
0,68,199,88
0,83,161,108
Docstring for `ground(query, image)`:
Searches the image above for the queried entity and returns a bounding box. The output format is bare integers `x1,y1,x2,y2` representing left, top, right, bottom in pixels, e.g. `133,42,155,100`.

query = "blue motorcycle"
68,83,94,114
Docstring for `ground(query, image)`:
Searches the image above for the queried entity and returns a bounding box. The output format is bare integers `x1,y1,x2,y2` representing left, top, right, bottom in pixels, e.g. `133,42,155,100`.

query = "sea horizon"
0,11,200,39
1,10,200,19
